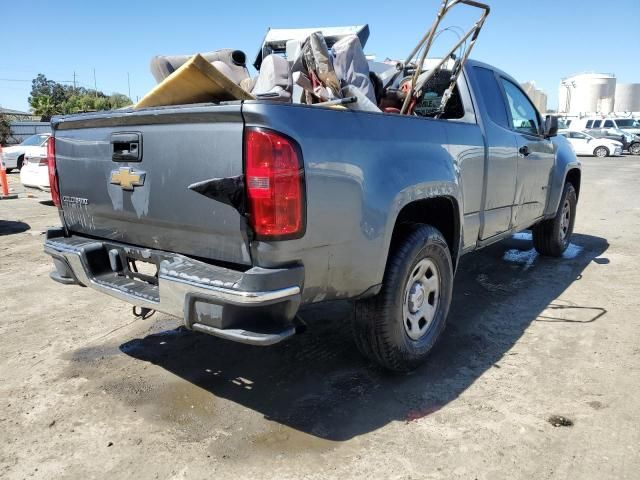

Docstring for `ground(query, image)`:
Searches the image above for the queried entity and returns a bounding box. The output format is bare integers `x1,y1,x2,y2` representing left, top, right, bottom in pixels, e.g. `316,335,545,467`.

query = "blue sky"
2,0,637,112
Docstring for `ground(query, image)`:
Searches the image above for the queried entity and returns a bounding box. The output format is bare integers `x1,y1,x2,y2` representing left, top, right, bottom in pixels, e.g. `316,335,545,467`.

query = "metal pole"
127,73,131,100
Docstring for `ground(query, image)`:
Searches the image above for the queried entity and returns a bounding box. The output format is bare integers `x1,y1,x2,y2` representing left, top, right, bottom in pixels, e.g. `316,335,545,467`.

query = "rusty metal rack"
398,0,491,115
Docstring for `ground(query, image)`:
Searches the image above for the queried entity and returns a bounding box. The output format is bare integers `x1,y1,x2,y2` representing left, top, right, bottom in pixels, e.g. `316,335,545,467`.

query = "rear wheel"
17,155,25,171
532,182,577,257
629,143,640,155
594,146,609,158
352,224,453,372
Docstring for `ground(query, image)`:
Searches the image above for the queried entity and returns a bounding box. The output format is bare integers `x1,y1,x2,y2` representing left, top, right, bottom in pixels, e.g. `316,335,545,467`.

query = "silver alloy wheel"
595,147,608,158
402,258,440,341
630,143,640,155
560,199,571,241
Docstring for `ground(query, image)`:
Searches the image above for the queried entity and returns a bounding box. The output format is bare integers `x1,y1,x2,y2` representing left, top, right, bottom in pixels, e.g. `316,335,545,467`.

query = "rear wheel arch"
388,196,461,271
565,168,581,197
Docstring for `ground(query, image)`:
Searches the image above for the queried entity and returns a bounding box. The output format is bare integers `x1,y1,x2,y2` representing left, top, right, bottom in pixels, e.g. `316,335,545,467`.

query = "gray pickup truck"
44,60,580,371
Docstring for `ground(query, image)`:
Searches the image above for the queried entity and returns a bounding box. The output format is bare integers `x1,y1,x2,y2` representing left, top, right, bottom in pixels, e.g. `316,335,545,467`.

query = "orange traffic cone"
0,145,19,200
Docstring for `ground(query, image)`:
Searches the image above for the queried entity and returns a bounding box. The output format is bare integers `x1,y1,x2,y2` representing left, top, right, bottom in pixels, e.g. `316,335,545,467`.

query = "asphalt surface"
1,157,639,479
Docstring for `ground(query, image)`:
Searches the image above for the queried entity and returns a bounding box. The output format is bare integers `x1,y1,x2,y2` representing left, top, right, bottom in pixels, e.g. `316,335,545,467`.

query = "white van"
570,117,640,135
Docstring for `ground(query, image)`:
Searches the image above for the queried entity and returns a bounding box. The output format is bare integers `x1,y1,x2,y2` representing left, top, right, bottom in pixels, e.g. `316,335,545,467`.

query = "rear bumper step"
44,228,303,345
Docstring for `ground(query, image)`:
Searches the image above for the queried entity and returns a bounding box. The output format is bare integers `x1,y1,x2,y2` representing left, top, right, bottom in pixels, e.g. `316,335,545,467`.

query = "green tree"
29,74,133,116
109,93,133,109
29,74,65,114
31,95,57,121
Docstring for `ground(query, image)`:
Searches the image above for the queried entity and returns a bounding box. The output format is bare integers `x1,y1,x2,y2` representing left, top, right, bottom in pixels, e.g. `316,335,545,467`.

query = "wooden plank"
135,53,254,109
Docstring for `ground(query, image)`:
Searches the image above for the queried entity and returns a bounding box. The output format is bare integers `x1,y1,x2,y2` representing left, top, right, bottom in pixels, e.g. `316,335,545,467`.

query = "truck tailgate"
53,105,251,266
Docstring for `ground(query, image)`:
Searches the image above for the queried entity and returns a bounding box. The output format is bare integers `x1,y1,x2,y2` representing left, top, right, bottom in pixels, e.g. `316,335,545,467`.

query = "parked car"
571,117,640,136
1,133,50,172
585,128,640,155
20,151,50,191
558,129,623,157
43,59,581,372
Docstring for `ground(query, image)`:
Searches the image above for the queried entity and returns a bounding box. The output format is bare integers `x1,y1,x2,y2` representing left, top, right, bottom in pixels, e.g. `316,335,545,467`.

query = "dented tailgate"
52,104,252,265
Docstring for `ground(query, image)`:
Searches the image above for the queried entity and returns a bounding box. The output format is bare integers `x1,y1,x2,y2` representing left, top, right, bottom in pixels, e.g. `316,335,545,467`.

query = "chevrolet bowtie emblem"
110,167,145,191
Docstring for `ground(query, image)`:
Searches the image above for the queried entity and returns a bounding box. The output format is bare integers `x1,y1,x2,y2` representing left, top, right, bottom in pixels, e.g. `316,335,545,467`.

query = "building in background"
558,73,617,115
521,81,548,113
0,108,50,146
0,107,40,122
614,84,640,113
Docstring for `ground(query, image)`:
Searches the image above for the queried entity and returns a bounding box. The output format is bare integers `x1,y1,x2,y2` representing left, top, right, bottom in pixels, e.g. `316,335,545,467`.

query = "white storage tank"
559,73,616,115
520,81,548,113
537,91,548,114
615,83,640,112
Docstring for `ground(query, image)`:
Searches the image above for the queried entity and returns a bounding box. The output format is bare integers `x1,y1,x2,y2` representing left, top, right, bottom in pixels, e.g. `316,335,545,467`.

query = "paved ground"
1,157,639,479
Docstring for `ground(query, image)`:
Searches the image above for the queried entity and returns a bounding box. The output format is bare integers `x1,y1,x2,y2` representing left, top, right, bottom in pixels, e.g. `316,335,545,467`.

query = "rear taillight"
245,128,305,239
46,137,61,207
38,157,48,166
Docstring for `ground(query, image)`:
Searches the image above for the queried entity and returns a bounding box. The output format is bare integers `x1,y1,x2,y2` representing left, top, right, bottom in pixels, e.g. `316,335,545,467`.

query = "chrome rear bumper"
44,228,303,345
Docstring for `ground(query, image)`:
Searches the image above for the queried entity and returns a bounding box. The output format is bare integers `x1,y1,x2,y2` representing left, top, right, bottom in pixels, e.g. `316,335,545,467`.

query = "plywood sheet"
135,53,254,109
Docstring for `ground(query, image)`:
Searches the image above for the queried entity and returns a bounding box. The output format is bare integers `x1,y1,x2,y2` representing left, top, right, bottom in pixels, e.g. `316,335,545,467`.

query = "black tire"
629,143,640,155
352,224,453,372
16,155,24,171
532,182,577,257
593,146,609,158
5,168,13,174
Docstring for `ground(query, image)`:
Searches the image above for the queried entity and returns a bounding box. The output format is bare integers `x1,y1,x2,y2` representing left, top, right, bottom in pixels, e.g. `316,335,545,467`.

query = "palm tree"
31,95,57,121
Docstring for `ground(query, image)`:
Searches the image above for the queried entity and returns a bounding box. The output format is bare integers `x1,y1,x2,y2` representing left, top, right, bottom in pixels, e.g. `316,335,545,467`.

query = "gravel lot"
1,156,639,479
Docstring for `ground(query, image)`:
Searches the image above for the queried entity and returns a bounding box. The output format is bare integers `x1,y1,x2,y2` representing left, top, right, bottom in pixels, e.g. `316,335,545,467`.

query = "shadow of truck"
119,232,609,441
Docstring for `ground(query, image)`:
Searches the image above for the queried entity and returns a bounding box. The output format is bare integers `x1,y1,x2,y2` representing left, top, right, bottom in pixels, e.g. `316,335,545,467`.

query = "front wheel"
594,146,609,158
532,182,577,257
352,224,453,372
629,143,640,155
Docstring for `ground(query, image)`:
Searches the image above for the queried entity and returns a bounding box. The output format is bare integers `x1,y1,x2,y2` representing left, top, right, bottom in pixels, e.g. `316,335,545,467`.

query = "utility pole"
73,71,77,92
93,68,97,97
127,72,131,100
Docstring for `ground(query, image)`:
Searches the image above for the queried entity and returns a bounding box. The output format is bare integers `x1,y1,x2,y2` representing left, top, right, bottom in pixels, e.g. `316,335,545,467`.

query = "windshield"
20,134,49,146
615,119,640,128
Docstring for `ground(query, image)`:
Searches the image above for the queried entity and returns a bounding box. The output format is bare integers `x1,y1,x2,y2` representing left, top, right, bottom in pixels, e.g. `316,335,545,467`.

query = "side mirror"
544,115,558,138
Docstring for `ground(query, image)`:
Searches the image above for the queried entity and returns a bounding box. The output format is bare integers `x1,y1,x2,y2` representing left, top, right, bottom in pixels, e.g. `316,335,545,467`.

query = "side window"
586,120,594,128
603,120,614,128
500,79,540,136
571,132,587,140
473,67,509,129
593,120,602,128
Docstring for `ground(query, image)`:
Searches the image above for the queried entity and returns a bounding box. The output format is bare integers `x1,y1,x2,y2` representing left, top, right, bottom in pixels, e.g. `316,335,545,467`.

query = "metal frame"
399,0,490,115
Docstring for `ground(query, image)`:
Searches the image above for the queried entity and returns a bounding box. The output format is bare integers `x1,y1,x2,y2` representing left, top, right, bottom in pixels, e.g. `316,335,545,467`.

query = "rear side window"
570,132,588,139
593,120,602,128
473,67,509,129
500,79,540,136
586,120,594,128
603,120,614,128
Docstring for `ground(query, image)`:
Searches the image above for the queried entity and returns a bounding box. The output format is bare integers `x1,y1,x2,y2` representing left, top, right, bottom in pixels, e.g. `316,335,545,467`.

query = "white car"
558,130,623,157
1,133,51,172
20,151,50,191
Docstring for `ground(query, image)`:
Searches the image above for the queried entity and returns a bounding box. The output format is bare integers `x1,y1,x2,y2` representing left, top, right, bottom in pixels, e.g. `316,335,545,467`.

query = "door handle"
111,132,142,162
518,145,530,157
